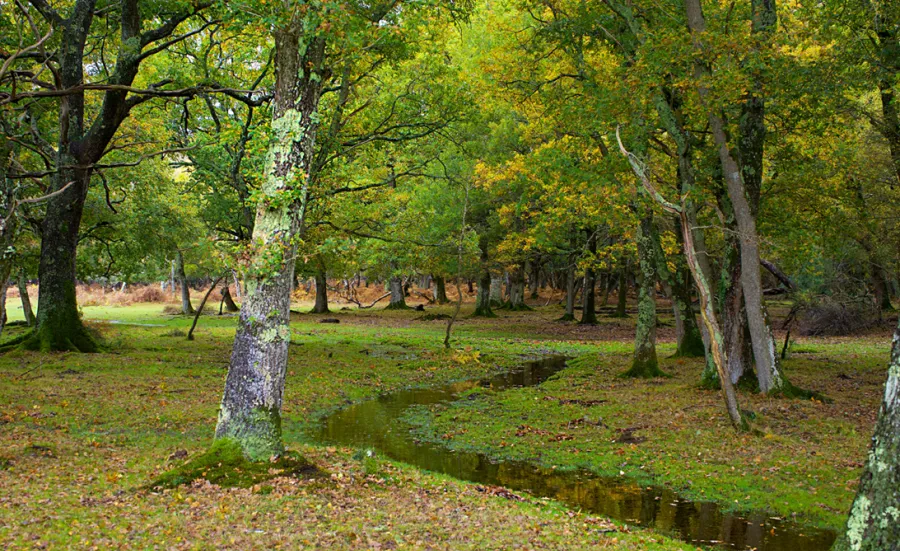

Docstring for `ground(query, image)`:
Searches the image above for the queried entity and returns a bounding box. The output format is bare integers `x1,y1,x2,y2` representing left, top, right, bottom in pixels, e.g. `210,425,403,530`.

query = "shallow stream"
313,356,837,550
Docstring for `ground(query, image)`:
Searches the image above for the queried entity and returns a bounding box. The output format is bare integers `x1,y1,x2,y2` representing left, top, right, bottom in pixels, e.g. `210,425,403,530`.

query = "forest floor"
0,294,894,550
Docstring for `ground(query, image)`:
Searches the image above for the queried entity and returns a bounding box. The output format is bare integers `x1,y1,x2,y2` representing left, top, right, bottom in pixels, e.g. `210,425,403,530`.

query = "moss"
621,356,667,378
472,305,496,318
216,405,285,462
148,438,319,490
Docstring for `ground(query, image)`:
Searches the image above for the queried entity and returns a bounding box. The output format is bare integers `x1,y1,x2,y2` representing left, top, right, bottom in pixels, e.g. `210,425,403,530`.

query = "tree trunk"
18,269,35,327
0,275,8,338
684,0,783,394
655,218,704,358
832,316,900,550
872,262,894,312
215,24,325,461
387,271,407,310
561,258,577,321
617,120,747,431
222,286,240,313
433,275,449,304
474,271,494,317
466,279,474,294
176,250,195,315
528,259,540,299
625,213,663,377
490,275,503,306
580,230,598,325
614,262,628,318
473,246,494,317
311,267,330,314
27,169,97,352
507,266,527,310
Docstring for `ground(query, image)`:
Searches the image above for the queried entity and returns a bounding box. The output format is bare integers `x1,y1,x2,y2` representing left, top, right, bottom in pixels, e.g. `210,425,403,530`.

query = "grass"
0,300,707,550
401,339,890,530
0,296,890,548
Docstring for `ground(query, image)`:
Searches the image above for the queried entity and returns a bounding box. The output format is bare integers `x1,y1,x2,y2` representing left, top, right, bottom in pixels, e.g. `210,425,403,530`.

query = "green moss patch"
149,439,320,489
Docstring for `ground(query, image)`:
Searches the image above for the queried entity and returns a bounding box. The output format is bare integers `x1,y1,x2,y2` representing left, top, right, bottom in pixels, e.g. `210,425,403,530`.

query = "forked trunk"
684,0,783,394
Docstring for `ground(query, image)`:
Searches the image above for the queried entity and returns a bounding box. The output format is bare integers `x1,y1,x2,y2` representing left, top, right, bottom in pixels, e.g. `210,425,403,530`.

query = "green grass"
0,302,703,550
402,339,890,530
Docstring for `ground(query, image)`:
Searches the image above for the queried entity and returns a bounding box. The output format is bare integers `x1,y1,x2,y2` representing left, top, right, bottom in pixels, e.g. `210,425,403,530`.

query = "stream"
313,356,837,550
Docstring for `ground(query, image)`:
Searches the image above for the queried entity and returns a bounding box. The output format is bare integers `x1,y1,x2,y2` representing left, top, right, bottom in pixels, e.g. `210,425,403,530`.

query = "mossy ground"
0,296,892,548
149,438,319,489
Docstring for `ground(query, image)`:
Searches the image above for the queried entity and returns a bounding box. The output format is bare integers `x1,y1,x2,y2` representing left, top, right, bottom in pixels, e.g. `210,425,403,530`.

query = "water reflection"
314,357,836,551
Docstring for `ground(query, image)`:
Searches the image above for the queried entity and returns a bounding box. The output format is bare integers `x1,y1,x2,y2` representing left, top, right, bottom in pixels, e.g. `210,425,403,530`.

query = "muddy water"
313,357,837,550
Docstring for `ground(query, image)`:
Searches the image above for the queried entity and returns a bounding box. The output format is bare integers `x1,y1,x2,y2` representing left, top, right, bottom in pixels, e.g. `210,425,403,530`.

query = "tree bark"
311,266,330,314
473,244,494,317
215,23,325,461
833,316,900,550
625,213,663,377
528,259,540,299
17,269,35,327
489,274,503,306
222,286,239,313
507,266,527,310
387,263,407,309
176,250,195,315
561,256,577,321
613,262,628,318
433,275,449,304
580,230,598,324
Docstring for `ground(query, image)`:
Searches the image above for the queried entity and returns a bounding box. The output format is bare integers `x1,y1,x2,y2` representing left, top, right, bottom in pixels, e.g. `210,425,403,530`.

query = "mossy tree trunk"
215,24,326,461
18,269,35,327
625,213,664,378
832,316,900,551
176,250,195,315
580,230,598,325
618,118,747,431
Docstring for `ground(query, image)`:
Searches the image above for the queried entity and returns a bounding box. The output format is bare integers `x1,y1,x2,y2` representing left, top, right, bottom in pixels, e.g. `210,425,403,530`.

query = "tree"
3,0,214,351
833,315,900,550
